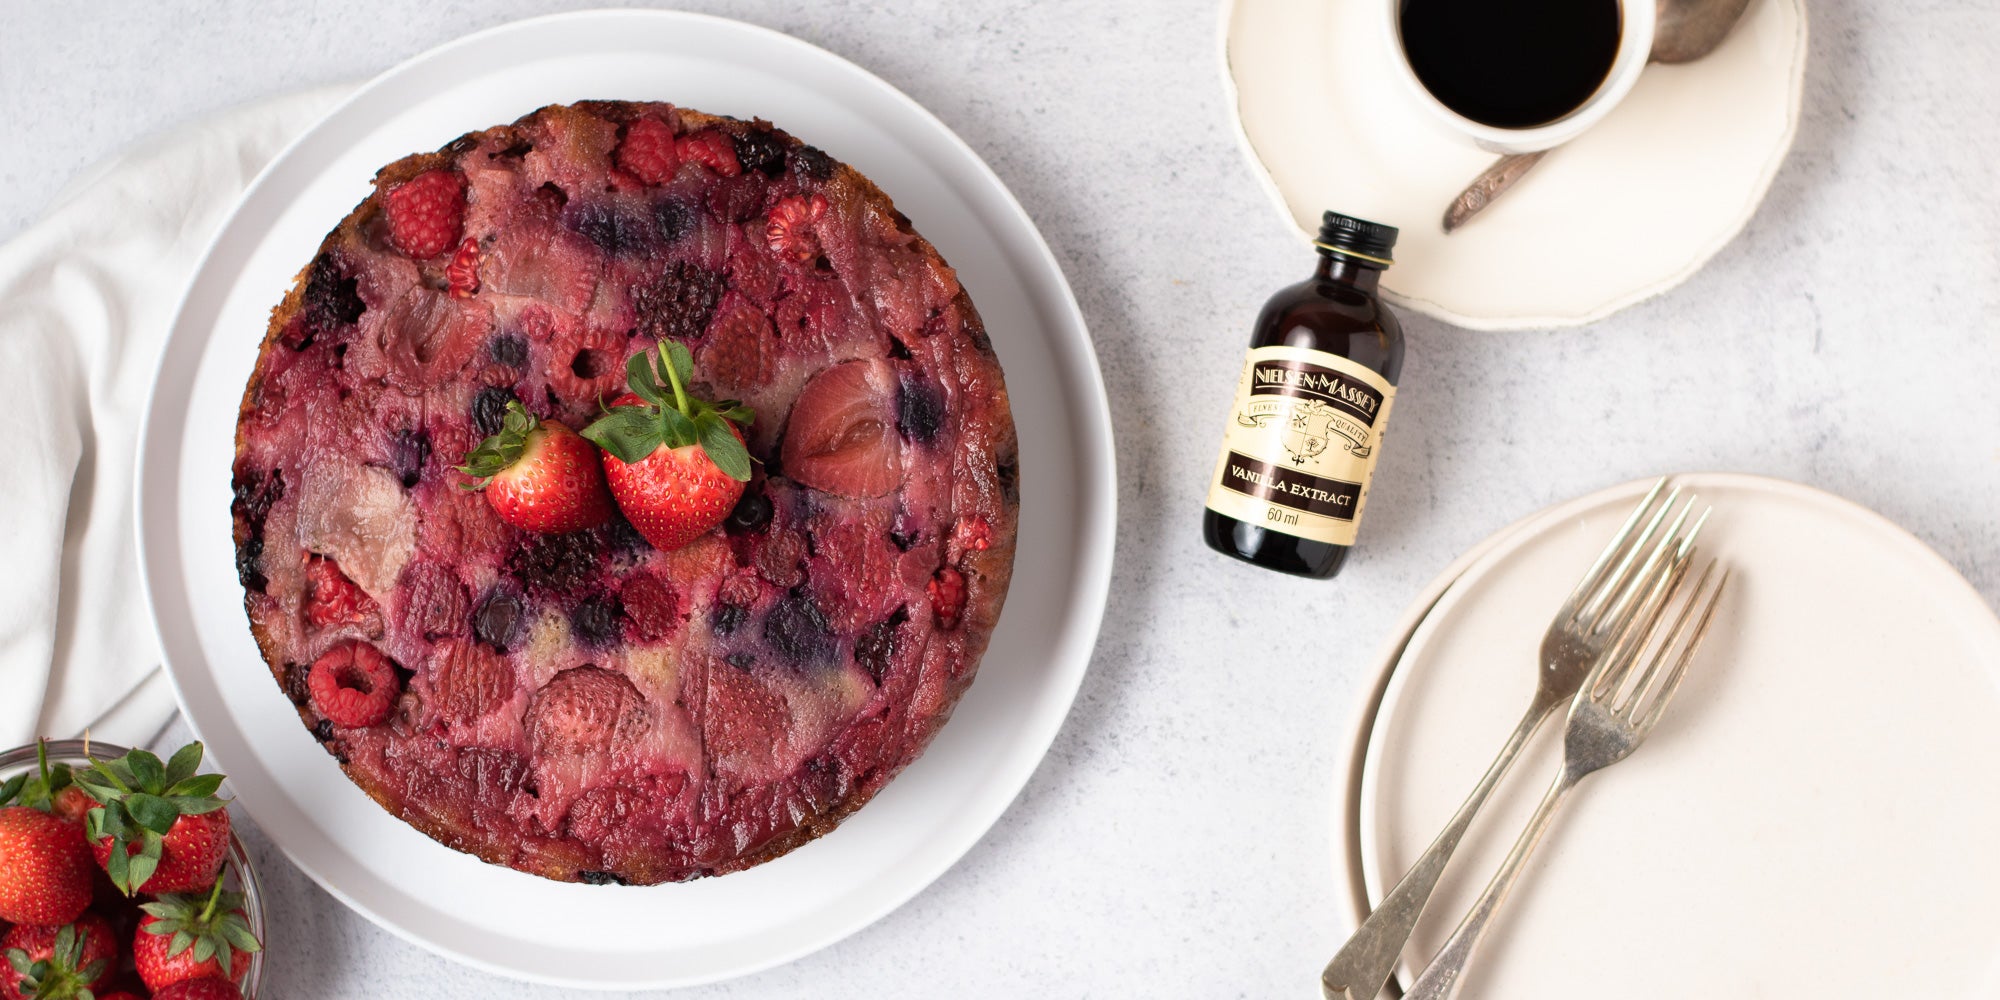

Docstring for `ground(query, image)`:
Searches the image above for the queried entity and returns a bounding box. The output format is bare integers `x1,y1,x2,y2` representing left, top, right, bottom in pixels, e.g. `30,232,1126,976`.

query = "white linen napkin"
0,85,353,749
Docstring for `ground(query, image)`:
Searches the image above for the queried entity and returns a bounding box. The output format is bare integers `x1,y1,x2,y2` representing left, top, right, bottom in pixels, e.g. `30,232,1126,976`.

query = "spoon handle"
1441,150,1548,234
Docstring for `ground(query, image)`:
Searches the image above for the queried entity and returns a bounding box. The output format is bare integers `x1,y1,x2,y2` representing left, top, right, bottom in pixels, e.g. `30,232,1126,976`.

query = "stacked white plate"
1338,474,2000,998
135,10,1114,990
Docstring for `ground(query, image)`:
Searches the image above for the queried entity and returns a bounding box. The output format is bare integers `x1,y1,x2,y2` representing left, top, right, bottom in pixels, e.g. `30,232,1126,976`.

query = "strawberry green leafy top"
583,341,754,481
72,743,227,895
141,879,262,977
0,739,76,813
455,400,544,485
4,923,108,1000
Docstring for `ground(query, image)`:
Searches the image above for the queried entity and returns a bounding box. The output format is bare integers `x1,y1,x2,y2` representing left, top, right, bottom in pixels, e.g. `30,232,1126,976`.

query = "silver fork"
1322,479,1702,1000
1403,554,1731,1000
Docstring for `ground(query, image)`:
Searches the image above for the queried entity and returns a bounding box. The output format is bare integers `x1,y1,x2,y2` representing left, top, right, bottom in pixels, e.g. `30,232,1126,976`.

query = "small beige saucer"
1222,0,1807,330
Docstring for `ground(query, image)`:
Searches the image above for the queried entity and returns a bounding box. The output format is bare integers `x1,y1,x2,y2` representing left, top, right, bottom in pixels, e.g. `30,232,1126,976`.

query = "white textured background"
5,1,1998,997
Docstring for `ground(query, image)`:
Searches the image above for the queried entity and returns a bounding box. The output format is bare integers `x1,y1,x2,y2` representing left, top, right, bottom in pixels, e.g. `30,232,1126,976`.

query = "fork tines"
1569,479,1711,645
1594,558,1731,731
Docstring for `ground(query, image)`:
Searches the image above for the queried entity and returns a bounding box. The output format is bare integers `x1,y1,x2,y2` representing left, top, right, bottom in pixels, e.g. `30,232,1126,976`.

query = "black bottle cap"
1314,211,1398,267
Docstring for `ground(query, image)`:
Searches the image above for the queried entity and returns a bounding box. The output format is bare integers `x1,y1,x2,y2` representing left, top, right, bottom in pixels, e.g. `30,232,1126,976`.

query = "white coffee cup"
1379,0,1656,154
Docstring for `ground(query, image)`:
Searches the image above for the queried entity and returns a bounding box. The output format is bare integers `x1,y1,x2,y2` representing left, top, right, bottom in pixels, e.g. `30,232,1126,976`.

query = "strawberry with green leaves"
1,917,116,1000
0,743,95,927
132,881,258,992
583,341,754,551
72,744,230,897
457,402,616,534
0,741,93,828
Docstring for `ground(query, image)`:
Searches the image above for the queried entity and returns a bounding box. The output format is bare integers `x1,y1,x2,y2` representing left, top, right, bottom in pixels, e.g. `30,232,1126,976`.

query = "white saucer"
1340,474,2000,997
1222,0,1808,330
134,10,1114,989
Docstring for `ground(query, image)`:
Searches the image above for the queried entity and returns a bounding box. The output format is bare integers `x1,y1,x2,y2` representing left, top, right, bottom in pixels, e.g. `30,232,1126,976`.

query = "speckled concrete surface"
8,1,1999,996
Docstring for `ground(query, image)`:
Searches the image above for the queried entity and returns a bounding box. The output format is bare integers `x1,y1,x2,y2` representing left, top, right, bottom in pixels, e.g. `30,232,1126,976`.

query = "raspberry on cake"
230,102,1018,885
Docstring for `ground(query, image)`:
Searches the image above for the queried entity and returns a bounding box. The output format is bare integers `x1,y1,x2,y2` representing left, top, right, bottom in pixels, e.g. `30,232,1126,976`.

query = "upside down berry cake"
229,101,1018,884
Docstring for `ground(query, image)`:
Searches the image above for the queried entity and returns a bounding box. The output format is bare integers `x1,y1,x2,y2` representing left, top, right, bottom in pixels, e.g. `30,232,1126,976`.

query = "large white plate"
1222,0,1807,330
134,11,1113,990
1342,474,2000,997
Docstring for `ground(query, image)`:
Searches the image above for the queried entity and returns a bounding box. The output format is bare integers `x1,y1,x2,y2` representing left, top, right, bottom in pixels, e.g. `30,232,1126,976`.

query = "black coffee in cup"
1398,0,1623,129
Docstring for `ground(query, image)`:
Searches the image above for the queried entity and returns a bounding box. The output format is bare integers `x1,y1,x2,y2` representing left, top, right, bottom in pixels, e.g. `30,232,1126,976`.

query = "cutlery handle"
1320,703,1549,1000
1402,770,1579,1000
1441,151,1548,233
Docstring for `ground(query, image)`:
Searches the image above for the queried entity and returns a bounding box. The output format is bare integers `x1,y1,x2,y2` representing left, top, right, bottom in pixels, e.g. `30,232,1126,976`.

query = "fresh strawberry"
0,806,92,926
88,810,230,900
303,554,376,629
445,237,481,298
677,130,740,177
615,116,680,185
598,410,748,552
383,168,466,260
151,978,242,1000
72,743,231,897
765,194,827,261
132,883,257,992
1,915,116,1000
47,787,93,828
94,994,146,1000
0,741,89,827
456,402,615,534
306,641,401,729
582,342,755,552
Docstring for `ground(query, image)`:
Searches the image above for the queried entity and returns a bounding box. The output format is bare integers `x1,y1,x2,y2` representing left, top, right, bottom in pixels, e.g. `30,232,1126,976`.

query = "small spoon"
1442,0,1753,233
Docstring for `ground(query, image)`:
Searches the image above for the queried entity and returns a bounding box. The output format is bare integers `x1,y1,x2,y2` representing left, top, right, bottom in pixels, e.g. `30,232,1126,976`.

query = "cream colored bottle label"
1204,345,1396,547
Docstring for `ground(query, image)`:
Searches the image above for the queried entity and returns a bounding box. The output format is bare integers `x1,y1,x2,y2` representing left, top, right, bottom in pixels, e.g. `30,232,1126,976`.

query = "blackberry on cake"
231,101,1018,885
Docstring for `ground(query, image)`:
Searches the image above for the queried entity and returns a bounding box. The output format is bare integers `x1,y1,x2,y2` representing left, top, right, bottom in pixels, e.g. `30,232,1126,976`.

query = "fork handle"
1402,769,1581,1000
1321,702,1552,1000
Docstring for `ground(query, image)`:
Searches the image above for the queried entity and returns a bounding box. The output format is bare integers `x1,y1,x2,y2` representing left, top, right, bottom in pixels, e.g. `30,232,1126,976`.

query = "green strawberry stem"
582,341,755,482
456,401,540,487
661,340,692,415
0,739,75,810
199,875,224,922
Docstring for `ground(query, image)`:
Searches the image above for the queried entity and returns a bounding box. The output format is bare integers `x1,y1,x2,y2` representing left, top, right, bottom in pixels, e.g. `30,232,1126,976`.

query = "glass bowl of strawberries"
0,738,264,1000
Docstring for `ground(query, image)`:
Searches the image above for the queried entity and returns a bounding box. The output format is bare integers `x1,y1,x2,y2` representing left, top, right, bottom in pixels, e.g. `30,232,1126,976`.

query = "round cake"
229,101,1018,884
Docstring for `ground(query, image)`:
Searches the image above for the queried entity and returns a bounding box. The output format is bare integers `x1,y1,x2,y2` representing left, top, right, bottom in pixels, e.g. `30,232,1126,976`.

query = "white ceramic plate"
1341,474,2000,998
1221,0,1807,330
134,10,1113,990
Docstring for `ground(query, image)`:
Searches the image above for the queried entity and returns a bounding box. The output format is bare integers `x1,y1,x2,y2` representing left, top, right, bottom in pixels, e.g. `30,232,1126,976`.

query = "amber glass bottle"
1202,212,1404,579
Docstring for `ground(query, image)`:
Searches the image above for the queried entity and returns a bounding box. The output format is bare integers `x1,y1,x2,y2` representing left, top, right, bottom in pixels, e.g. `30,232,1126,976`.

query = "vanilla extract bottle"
1202,211,1404,580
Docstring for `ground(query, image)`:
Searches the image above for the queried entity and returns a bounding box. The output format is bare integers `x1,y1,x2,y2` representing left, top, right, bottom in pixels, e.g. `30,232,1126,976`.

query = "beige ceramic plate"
1222,0,1807,330
1340,474,2000,998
